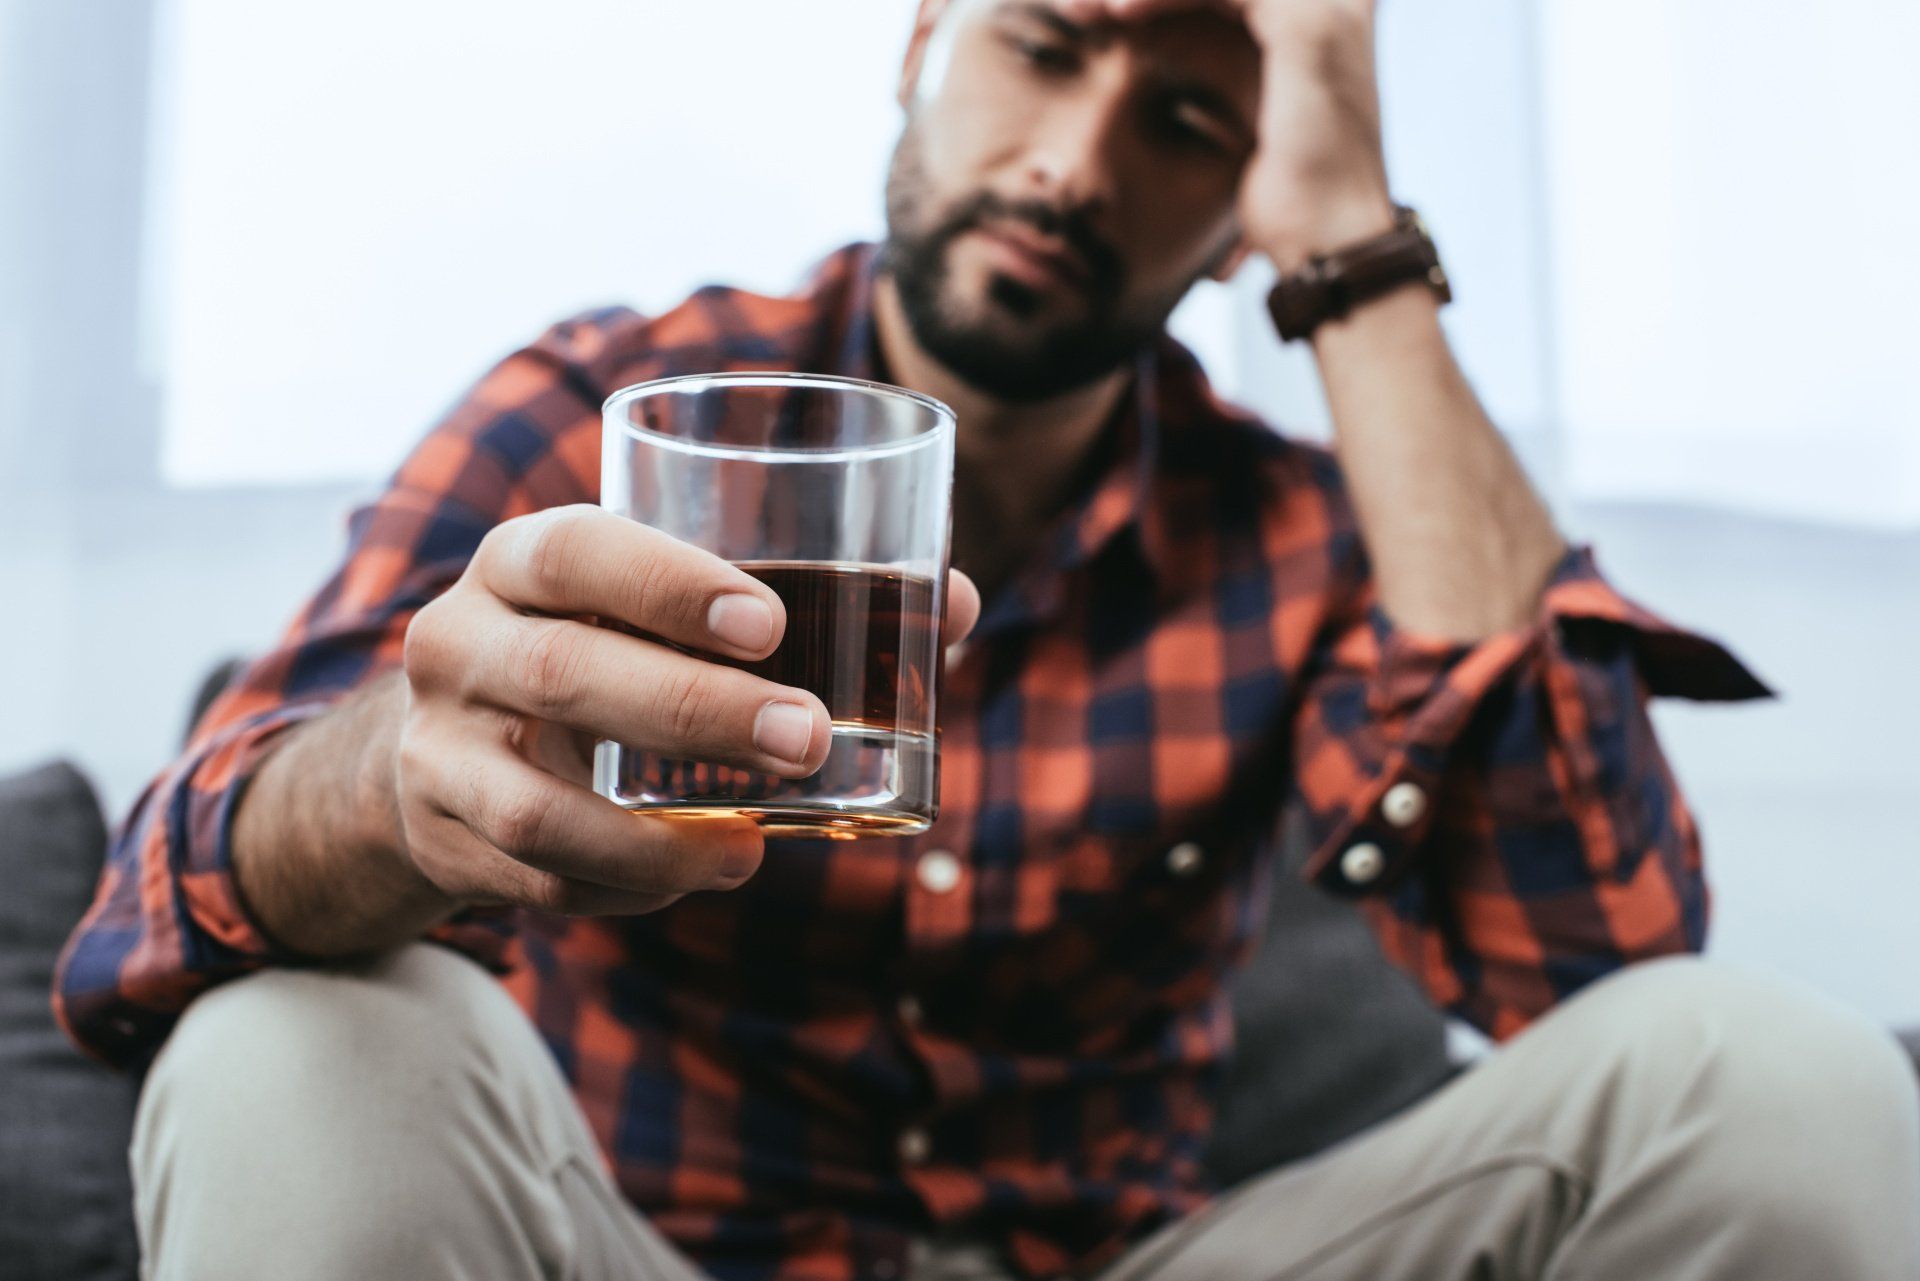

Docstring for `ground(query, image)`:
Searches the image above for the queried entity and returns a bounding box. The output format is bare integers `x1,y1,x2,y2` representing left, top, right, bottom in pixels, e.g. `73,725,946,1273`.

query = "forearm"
230,671,456,958
1312,286,1565,640
1209,0,1562,641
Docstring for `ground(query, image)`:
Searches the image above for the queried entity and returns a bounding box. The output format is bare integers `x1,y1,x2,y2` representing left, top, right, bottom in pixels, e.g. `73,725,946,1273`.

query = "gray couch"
0,761,140,1280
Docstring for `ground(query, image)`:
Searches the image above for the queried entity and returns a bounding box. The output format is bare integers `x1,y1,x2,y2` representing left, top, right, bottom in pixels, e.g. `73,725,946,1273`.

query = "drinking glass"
596,373,955,838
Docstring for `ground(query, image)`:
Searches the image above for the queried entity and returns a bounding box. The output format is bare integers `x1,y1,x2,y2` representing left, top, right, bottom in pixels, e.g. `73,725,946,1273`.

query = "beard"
878,116,1208,404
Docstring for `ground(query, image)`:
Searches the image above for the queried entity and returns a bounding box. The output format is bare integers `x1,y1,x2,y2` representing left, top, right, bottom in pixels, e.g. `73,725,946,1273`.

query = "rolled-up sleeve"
1288,546,1771,1040
53,312,622,1068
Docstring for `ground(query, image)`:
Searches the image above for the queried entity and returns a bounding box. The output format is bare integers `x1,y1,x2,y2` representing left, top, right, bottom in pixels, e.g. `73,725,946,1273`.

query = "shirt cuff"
1303,545,1770,897
171,703,334,967
175,704,521,975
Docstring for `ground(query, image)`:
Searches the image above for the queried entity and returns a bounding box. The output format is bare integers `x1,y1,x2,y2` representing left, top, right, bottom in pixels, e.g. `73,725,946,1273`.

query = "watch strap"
1266,205,1453,343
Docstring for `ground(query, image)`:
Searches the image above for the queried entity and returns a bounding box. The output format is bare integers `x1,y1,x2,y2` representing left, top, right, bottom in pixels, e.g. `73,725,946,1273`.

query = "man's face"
881,0,1261,402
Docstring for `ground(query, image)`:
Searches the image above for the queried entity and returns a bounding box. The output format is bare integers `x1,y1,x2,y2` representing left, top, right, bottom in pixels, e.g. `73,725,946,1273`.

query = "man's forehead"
945,0,1260,94
965,0,1252,44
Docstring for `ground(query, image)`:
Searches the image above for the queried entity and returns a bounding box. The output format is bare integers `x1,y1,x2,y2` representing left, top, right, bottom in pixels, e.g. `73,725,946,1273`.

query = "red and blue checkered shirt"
57,243,1765,1280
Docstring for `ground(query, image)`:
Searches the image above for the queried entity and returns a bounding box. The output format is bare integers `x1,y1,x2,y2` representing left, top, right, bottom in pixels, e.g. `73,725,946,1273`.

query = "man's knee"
1569,957,1919,1201
1542,957,1920,1271
140,943,523,1137
134,945,578,1278
1583,955,1914,1100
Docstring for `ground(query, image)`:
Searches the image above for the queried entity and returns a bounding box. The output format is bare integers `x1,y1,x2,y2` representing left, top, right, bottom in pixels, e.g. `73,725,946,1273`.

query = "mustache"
933,190,1124,300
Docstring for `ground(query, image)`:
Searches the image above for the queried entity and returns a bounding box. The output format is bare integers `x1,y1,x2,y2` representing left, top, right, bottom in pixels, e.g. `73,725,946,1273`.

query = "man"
55,0,1920,1277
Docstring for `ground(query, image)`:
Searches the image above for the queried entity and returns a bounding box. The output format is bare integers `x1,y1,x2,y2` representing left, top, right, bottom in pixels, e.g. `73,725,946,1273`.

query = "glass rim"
604,371,956,464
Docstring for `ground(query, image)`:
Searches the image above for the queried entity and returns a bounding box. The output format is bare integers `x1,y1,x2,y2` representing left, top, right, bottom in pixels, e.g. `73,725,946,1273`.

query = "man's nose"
1019,91,1126,218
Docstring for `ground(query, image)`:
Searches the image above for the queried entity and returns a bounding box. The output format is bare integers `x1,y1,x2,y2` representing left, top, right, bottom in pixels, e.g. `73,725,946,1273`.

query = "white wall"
1,0,158,775
1542,0,1920,526
150,0,918,486
148,0,1565,487
108,0,1920,528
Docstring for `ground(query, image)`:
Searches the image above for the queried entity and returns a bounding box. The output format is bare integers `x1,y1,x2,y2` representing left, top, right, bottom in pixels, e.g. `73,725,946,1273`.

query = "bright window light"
1542,0,1920,526
151,1,923,487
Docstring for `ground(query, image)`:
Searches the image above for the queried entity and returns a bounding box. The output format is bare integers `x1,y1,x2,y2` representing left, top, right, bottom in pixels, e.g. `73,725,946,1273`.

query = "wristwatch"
1265,204,1453,343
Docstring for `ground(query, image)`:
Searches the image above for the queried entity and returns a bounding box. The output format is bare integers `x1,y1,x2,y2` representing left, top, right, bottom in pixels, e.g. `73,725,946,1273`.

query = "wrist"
1265,202,1451,344
230,690,457,959
1254,189,1397,273
1306,279,1446,355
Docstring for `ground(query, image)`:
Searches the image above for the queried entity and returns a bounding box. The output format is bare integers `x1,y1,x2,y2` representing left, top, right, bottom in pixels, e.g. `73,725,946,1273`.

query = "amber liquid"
602,562,942,838
726,562,937,730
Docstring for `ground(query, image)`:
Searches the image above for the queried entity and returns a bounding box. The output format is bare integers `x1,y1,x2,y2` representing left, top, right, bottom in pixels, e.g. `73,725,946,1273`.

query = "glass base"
597,725,937,840
627,804,929,840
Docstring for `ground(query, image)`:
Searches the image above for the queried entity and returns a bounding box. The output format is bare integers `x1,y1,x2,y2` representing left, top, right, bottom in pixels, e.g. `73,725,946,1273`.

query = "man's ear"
898,0,955,110
1206,234,1254,283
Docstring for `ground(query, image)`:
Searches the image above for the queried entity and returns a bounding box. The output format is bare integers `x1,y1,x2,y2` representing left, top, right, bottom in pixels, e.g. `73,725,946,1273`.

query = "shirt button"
897,994,924,1028
1164,841,1205,877
1340,842,1386,886
897,1126,932,1166
1381,781,1428,828
916,849,962,894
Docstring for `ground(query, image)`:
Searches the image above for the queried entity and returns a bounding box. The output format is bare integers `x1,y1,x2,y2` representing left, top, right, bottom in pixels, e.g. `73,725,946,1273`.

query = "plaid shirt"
57,244,1765,1281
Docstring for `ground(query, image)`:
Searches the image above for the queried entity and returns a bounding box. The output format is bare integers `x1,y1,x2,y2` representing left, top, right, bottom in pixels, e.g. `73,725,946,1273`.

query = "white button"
1381,781,1427,828
897,994,924,1028
1164,841,1204,877
916,849,962,894
1340,842,1386,885
897,1126,932,1166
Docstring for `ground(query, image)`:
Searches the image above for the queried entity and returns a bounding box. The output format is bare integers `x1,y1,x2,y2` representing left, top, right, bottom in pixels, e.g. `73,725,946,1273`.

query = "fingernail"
708,593,775,652
753,700,816,765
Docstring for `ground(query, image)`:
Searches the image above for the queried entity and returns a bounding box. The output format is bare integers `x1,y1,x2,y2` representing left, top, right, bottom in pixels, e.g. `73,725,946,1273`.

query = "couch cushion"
0,760,138,1281
1899,1027,1920,1081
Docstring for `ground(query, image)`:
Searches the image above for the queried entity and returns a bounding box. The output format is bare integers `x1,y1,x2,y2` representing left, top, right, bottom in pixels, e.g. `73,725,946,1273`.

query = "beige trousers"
132,945,1920,1281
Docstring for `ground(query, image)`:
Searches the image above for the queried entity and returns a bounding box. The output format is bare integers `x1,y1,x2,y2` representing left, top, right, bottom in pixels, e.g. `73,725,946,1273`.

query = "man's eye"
1010,37,1078,75
1158,104,1236,157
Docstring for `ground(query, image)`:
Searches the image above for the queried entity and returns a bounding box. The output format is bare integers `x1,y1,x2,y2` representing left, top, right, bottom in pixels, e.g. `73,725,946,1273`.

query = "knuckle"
655,668,720,745
475,518,519,566
472,522,511,573
515,622,585,717
486,778,559,854
405,592,492,702
522,871,577,915
393,724,434,794
520,506,592,597
615,552,667,619
402,599,450,684
620,539,696,628
449,757,492,828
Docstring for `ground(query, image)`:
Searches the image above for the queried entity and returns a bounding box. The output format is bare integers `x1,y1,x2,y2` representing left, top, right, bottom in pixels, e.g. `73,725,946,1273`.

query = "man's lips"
967,223,1092,293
